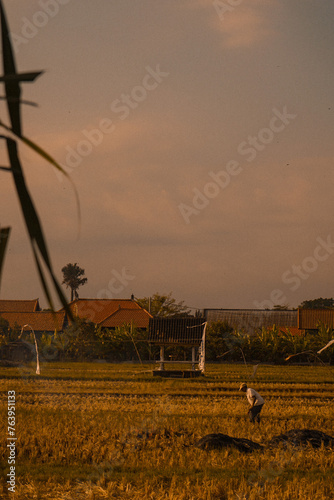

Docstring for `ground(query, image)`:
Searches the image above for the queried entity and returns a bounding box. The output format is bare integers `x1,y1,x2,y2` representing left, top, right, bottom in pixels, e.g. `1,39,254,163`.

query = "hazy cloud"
1,1,334,310
194,0,279,48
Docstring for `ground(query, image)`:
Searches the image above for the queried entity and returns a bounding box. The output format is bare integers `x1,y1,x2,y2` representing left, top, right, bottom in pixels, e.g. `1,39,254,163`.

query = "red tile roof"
100,308,152,328
63,299,152,327
0,311,66,332
0,299,40,313
278,326,305,336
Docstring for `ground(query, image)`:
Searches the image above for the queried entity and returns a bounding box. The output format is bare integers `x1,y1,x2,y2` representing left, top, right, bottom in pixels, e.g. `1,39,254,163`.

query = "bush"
206,321,235,361
206,322,334,364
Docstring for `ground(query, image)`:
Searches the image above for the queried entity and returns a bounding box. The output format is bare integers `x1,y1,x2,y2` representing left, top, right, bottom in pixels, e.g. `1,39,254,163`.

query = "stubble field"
0,362,334,499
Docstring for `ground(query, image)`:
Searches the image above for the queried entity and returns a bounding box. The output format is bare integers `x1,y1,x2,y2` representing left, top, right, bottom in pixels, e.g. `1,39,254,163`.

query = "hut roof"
149,317,206,346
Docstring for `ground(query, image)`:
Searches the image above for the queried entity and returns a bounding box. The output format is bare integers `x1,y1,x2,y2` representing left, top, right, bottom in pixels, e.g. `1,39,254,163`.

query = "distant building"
0,298,153,334
2,299,333,338
61,298,153,329
0,311,67,336
203,309,298,335
0,299,41,313
298,309,334,331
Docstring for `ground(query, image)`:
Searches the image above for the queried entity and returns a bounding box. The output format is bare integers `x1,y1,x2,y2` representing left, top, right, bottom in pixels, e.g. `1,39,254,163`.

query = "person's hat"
239,382,247,391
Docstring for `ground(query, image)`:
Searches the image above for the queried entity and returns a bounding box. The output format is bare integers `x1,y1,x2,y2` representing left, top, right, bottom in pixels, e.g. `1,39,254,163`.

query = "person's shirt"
246,388,264,406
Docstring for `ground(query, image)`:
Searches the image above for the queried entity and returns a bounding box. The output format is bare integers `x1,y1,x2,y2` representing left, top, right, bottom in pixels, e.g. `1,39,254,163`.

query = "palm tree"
61,263,87,301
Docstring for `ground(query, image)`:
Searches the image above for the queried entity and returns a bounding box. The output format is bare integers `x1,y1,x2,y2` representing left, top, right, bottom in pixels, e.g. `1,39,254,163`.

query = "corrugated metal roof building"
203,309,298,335
298,309,334,330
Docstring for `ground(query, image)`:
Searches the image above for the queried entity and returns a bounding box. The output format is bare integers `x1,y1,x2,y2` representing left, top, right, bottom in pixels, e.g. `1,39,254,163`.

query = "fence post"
159,345,165,370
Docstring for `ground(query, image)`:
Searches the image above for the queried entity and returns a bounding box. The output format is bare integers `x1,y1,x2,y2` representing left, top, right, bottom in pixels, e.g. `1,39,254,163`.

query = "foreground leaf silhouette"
0,0,74,319
0,226,10,288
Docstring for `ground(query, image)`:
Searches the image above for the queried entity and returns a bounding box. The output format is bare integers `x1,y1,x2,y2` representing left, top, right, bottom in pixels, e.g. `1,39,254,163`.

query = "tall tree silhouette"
137,292,191,317
62,263,87,301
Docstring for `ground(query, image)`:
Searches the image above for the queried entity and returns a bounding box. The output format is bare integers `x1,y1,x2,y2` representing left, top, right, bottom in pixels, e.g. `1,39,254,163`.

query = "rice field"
0,362,334,499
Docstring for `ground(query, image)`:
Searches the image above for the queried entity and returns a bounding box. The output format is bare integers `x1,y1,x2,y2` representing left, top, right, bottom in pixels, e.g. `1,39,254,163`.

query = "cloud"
194,0,279,48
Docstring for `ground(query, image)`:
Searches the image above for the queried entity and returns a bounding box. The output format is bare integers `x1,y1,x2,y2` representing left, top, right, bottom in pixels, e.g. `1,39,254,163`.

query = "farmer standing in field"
239,383,264,423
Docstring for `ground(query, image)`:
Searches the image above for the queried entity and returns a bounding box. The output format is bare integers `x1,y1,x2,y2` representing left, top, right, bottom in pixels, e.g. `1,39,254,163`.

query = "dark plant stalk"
0,0,74,319
0,225,10,288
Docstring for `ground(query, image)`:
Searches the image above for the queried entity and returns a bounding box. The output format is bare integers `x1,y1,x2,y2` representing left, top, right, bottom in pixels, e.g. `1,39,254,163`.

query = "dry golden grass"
0,362,333,499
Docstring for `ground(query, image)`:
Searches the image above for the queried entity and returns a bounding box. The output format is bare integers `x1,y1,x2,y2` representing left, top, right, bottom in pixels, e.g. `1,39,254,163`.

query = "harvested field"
0,362,333,499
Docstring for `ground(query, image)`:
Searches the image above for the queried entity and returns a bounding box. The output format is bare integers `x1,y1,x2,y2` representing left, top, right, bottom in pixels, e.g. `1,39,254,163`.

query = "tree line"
1,316,333,365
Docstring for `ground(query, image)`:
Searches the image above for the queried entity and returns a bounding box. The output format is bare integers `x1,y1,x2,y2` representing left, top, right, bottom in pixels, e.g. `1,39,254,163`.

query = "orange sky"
1,0,334,311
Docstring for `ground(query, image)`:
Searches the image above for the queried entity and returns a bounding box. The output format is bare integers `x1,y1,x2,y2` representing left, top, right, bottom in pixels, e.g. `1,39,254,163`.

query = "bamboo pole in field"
20,324,40,375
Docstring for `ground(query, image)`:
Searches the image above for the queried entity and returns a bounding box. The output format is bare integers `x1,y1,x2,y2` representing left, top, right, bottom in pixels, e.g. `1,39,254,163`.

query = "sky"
1,0,334,312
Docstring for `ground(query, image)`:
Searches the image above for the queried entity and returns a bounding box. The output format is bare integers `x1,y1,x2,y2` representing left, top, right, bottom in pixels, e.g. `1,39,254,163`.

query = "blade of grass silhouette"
0,97,39,107
0,71,43,83
0,5,43,132
0,3,79,231
0,120,81,233
0,226,10,288
6,137,74,318
0,0,23,136
0,0,75,318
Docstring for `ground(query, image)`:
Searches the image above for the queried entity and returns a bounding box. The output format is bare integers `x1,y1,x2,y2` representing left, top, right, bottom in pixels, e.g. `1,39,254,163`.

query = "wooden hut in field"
148,317,206,377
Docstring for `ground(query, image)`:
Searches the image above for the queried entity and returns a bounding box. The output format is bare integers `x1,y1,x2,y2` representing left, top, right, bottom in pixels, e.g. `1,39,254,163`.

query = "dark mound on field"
268,429,334,448
195,433,263,453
